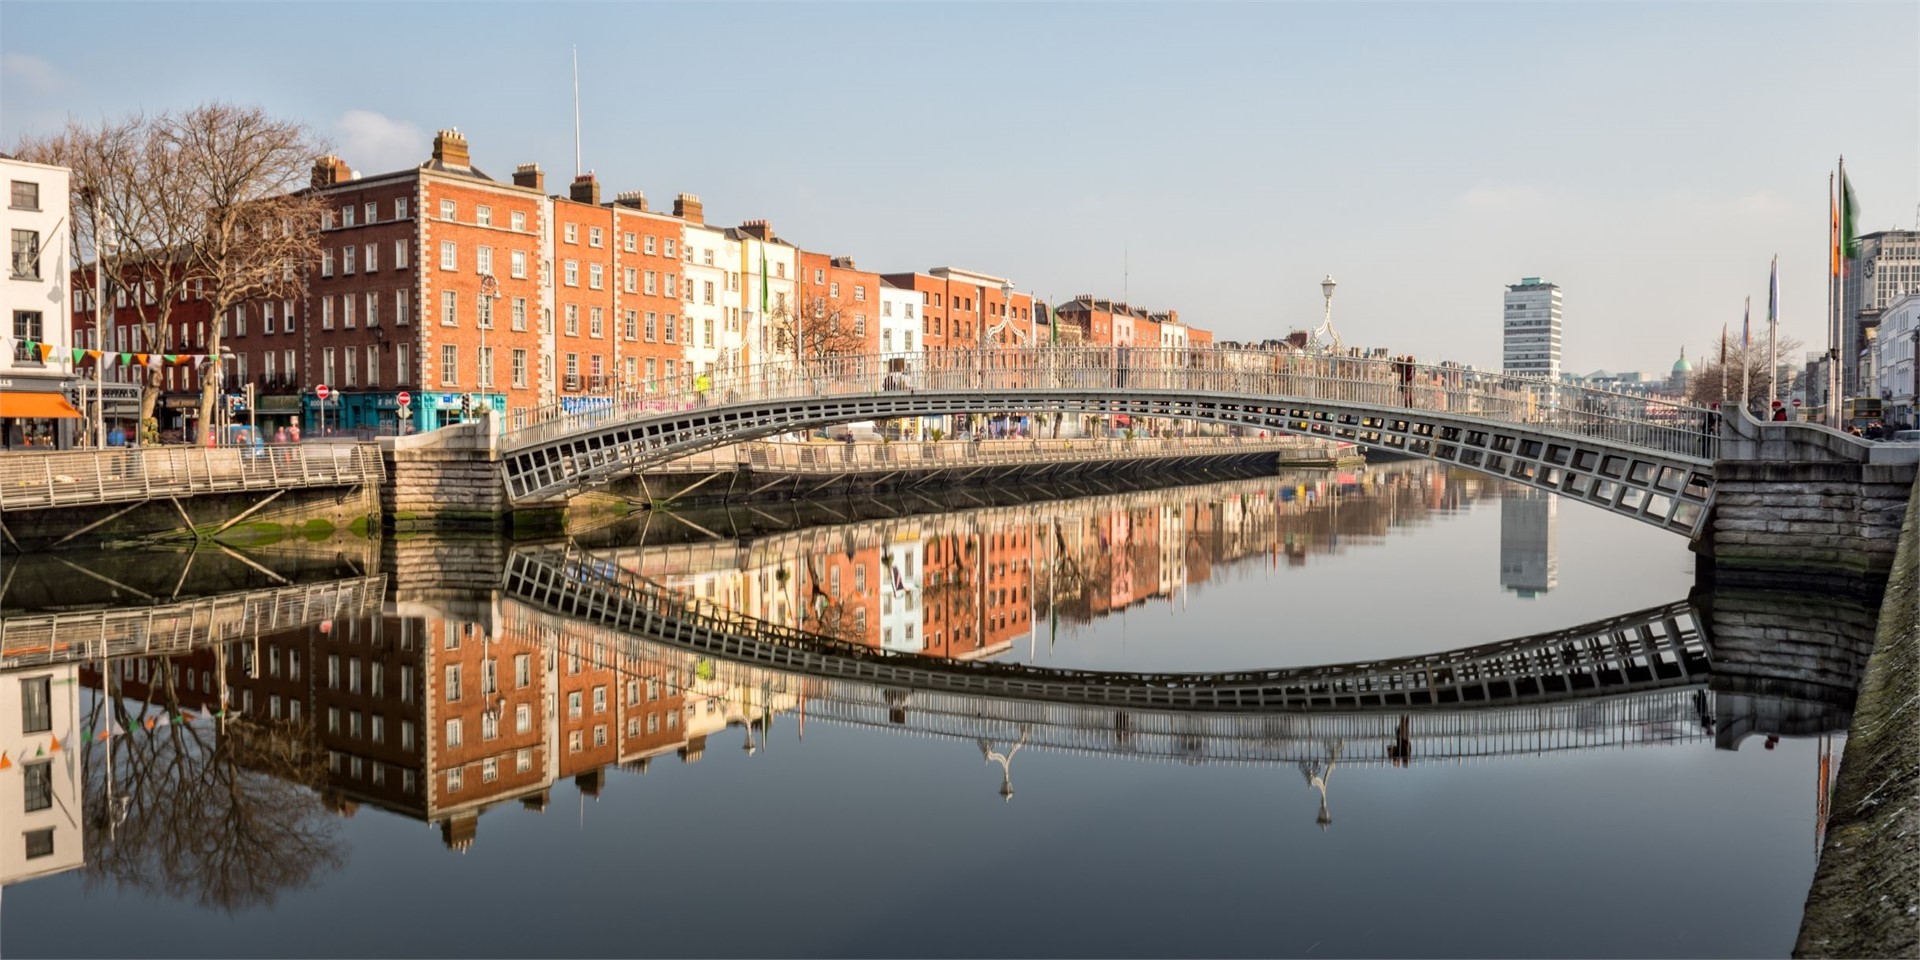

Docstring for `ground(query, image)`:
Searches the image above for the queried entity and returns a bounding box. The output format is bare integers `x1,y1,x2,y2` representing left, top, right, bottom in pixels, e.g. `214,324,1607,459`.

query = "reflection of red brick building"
554,622,620,781
801,545,880,647
982,525,1032,651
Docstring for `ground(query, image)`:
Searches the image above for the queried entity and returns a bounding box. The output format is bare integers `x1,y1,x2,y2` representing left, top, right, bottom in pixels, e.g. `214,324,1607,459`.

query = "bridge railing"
500,346,1717,462
0,441,386,512
644,434,1325,474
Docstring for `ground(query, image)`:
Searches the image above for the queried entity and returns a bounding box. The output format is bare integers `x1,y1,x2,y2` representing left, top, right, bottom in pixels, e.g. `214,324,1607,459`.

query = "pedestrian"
275,426,288,445
107,424,126,447
1771,404,1788,422
289,422,301,443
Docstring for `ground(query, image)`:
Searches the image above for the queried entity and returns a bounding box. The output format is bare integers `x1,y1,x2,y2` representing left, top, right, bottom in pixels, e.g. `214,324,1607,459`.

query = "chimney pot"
673,193,704,225
568,173,601,206
512,162,545,192
431,129,471,169
614,190,648,211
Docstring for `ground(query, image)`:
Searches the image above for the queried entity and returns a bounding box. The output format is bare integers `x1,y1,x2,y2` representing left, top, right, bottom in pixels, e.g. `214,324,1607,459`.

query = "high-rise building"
1502,277,1561,379
1843,229,1920,395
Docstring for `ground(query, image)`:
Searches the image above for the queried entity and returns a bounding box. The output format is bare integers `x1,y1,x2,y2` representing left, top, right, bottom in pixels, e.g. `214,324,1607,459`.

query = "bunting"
1,337,221,370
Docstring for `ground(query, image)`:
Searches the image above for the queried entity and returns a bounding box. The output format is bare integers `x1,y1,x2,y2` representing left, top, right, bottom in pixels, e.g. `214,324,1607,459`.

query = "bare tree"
1685,335,1804,411
772,296,871,363
16,104,323,439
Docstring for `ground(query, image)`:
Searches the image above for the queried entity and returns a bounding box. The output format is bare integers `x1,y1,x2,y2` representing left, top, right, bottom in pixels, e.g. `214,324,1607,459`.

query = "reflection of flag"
891,564,903,593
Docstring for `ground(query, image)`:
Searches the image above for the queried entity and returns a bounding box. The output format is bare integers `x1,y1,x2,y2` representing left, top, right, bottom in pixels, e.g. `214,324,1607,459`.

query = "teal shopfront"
415,392,504,432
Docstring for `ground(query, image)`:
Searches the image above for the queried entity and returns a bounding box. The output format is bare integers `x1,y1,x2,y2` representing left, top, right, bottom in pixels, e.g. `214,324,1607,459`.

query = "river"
0,462,1875,958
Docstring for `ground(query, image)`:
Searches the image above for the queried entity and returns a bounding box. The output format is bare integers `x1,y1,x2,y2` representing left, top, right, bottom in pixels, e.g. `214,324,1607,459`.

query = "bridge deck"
0,442,385,513
644,434,1322,475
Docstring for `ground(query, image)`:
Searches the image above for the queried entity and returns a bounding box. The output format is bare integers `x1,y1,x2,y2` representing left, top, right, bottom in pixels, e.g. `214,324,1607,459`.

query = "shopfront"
0,376,83,449
417,392,504,432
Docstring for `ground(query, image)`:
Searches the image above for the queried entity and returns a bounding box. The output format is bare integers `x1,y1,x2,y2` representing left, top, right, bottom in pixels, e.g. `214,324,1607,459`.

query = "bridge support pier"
1708,414,1917,587
381,419,563,534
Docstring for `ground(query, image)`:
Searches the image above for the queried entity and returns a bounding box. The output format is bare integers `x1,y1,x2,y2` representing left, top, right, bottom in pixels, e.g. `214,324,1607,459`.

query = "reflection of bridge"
497,600,1719,769
507,546,1708,712
0,575,388,669
499,347,1716,534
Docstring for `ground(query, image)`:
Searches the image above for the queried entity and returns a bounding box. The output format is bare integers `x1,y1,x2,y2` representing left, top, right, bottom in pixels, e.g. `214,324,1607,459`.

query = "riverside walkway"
496,346,1717,534
0,442,385,514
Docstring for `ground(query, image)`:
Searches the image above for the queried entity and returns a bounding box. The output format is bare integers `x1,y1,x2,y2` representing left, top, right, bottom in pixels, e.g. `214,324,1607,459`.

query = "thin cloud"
333,110,426,173
2,53,62,94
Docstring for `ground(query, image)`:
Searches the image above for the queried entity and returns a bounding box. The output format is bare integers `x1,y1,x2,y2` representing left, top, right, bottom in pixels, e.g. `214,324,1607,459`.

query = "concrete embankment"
1795,481,1920,959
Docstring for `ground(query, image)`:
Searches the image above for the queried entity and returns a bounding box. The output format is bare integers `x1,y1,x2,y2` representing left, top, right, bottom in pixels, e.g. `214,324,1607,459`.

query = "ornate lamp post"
1316,274,1341,352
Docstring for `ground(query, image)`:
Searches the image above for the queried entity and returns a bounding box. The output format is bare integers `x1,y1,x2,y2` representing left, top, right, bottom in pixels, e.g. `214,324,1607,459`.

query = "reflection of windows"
516,703,531,734
445,719,463,747
447,768,462,792
23,761,52,812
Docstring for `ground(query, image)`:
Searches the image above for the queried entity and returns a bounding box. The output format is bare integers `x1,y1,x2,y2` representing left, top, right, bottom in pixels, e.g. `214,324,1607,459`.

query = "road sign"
396,391,411,407
1793,399,1803,408
397,404,412,419
316,384,330,400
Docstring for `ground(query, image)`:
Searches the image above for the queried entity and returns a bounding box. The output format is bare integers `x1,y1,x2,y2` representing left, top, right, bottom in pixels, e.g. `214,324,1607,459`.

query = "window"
441,344,457,385
565,304,579,336
445,719,462,747
589,263,603,290
394,291,411,326
322,348,336,387
589,226,603,247
644,271,657,295
440,241,457,271
482,712,499,741
440,199,456,220
663,238,675,258
512,348,528,387
593,686,607,713
568,691,582,718
478,345,493,387
342,294,355,328
703,249,714,266
830,282,840,298
511,210,526,231
511,297,527,330
11,311,43,362
320,249,333,278
20,675,51,732
24,829,52,860
401,720,416,749
703,281,714,304
564,260,579,286
644,312,657,341
663,314,676,343
645,235,656,254
447,767,463,792
623,310,638,341
589,307,604,338
623,267,636,293
362,201,377,224
854,285,866,302
703,318,715,347
477,246,493,275
342,205,354,228
365,242,378,272
366,292,380,327
515,702,531,734
511,250,527,279
397,343,410,383
776,261,786,279
477,204,493,227
514,653,530,687
441,290,457,325
564,223,578,244
10,180,40,210
394,197,409,220
814,268,825,284
394,239,409,269
477,292,493,329
565,352,578,382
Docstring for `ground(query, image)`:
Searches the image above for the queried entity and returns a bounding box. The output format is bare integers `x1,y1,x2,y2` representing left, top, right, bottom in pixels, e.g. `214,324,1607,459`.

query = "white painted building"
1844,230,1920,394
730,224,798,373
2,155,79,447
879,279,924,439
678,216,738,381
1,663,84,887
1502,277,1562,380
1873,292,1920,426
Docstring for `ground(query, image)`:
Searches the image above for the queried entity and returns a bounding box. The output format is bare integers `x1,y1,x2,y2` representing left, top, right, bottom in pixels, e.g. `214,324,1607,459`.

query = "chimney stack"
569,172,600,206
673,193,704,225
513,163,544,192
431,128,471,169
614,191,648,211
310,155,354,189
830,255,857,269
739,219,773,240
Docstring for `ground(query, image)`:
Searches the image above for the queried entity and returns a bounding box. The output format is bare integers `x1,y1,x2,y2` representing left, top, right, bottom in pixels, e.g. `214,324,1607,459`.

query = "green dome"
1672,348,1692,374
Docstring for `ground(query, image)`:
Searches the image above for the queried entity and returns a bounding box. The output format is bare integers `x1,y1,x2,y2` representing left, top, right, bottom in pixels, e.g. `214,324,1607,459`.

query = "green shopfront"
298,391,505,436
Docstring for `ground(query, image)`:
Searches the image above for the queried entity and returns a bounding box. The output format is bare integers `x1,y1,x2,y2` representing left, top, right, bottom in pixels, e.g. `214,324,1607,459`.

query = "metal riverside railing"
642,434,1331,474
0,575,387,669
0,442,387,512
500,346,1719,462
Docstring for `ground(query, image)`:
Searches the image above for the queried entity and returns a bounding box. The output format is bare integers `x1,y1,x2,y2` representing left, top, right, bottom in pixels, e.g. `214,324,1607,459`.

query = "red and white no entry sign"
316,384,330,400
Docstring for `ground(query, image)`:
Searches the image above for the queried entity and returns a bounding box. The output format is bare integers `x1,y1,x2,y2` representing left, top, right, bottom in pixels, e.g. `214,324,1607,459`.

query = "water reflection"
1500,488,1558,598
0,475,1884,957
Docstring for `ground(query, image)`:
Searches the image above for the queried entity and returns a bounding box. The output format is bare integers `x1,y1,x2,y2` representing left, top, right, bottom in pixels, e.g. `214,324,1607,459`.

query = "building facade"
1844,229,1920,395
1873,292,1920,426
1502,277,1561,380
2,154,80,447
1,662,84,887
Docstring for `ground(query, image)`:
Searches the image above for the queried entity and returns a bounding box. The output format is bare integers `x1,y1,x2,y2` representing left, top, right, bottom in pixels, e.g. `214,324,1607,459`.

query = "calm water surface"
0,463,1871,958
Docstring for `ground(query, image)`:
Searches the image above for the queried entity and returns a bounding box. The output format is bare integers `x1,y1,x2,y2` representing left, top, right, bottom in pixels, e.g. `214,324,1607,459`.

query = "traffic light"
461,394,473,417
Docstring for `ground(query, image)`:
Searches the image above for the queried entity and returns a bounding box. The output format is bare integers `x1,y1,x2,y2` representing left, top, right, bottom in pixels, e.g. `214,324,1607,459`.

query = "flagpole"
1742,296,1752,412
1768,255,1780,411
1720,323,1729,407
1831,162,1844,428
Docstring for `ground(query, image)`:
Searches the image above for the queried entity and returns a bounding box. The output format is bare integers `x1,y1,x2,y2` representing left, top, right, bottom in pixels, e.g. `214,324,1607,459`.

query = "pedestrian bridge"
506,545,1709,712
498,347,1717,536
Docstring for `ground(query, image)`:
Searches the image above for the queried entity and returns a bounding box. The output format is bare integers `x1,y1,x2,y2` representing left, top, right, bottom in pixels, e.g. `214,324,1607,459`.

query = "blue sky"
4,2,1915,373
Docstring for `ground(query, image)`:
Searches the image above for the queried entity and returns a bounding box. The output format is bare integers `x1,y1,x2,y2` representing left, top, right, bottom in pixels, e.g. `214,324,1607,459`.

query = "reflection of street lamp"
978,725,1030,802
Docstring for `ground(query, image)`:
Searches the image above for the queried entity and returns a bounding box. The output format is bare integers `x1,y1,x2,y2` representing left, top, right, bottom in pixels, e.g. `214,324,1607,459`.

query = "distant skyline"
4,1,1915,373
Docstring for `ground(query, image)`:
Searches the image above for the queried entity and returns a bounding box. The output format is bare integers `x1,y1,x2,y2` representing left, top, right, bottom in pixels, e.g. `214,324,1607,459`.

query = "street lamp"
1316,274,1341,352
478,273,500,406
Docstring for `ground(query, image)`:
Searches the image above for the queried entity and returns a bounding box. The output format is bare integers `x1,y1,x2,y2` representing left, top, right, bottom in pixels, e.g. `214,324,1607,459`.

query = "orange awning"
0,392,82,419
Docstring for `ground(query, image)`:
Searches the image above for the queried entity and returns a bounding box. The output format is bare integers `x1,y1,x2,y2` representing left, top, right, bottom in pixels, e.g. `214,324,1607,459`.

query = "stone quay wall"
1795,481,1919,959
379,419,515,533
